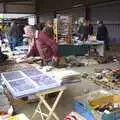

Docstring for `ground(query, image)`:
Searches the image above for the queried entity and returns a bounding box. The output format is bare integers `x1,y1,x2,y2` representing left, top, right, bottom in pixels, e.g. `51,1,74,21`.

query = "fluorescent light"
72,4,83,8
0,13,33,19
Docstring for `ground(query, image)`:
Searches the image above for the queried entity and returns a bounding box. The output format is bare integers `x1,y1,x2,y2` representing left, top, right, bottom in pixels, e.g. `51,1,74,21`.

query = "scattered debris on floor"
88,67,120,90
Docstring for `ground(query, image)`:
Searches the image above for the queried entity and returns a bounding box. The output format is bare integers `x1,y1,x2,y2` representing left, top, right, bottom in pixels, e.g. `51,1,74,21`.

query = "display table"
32,86,66,120
1,67,66,120
59,41,104,56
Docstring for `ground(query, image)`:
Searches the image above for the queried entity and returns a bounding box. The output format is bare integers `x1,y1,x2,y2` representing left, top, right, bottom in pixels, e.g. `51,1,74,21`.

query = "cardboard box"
89,94,120,120
74,89,120,120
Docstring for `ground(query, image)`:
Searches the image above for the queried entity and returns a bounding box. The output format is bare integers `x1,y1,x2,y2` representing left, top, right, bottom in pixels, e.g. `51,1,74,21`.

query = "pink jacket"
27,31,59,60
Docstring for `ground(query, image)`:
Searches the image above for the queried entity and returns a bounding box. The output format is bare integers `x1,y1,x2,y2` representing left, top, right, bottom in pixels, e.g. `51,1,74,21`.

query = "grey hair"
24,25,35,33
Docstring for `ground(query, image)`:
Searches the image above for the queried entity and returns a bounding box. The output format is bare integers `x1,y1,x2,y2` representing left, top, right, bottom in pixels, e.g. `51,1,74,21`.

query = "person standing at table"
96,20,109,50
88,20,93,36
8,21,20,51
81,20,90,41
78,20,93,41
78,20,84,40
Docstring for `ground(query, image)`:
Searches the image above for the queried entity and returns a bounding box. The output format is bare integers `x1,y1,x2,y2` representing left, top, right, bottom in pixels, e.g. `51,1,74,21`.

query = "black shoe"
0,54,8,63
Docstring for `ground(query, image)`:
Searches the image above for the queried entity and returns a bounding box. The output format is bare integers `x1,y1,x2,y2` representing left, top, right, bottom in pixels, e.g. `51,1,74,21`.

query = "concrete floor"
1,44,120,120
14,62,120,120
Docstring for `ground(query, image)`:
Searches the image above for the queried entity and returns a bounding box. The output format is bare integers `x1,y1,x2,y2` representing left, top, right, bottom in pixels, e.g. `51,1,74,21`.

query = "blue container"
74,100,95,120
102,111,120,120
102,112,116,120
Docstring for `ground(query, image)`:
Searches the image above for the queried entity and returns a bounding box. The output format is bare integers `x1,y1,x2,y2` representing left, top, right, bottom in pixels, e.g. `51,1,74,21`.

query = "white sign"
28,15,36,25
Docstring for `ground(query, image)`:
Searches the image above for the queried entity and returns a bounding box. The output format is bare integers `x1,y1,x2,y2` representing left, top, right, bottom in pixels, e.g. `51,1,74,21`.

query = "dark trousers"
0,47,8,63
9,36,18,51
104,39,110,51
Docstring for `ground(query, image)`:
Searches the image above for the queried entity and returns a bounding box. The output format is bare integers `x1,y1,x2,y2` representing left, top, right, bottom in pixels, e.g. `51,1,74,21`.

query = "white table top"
59,40,104,46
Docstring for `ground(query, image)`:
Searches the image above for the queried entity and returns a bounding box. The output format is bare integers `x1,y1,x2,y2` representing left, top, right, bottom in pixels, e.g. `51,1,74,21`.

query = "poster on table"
1,68,61,98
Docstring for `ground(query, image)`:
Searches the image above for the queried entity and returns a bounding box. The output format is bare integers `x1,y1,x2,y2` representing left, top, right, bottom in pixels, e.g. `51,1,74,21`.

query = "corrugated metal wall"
39,7,85,23
56,7,85,20
91,2,120,42
39,12,54,23
6,4,34,13
93,24,120,38
0,3,34,14
0,3,3,13
38,2,120,42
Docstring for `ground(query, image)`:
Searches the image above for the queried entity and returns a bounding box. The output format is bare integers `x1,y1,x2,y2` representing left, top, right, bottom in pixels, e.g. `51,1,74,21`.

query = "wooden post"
3,1,6,13
85,6,91,21
33,0,40,25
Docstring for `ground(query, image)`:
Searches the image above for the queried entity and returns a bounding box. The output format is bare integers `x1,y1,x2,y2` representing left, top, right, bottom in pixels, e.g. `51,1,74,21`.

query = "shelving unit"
53,15,72,43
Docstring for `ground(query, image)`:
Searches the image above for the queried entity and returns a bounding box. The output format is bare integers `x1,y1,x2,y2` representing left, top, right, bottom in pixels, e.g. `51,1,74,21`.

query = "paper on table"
1,68,61,97
44,69,80,83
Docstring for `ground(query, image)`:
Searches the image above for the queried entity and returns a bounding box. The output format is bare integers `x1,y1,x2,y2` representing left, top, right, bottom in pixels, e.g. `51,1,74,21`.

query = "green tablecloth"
58,44,90,56
58,41,104,56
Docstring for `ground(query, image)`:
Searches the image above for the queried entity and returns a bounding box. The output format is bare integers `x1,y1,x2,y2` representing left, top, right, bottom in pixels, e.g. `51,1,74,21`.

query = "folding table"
32,86,66,120
1,68,66,120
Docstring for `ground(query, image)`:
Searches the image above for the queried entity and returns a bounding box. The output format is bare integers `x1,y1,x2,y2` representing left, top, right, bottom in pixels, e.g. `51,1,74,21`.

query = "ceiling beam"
0,0,32,3
87,0,120,6
3,1,7,13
